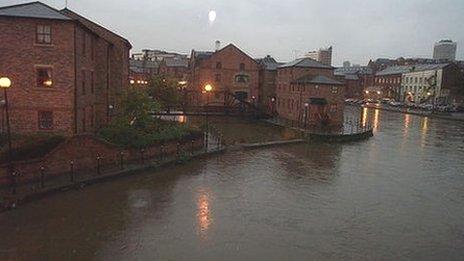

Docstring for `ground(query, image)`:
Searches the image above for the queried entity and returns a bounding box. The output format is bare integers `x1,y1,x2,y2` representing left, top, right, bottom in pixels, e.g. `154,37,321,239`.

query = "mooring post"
140,149,145,164
191,140,195,155
96,156,101,175
119,151,124,170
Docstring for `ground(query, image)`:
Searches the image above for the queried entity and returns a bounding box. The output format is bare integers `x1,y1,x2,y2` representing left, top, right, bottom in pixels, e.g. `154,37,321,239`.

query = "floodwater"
1,108,464,260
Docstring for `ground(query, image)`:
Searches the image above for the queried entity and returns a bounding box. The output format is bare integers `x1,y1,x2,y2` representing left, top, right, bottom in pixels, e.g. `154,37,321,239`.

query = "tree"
148,75,182,110
119,87,160,128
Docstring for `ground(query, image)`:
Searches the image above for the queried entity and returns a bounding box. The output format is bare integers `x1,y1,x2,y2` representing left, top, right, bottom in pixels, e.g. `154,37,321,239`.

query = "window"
331,86,339,94
90,106,94,128
239,63,245,71
36,67,53,88
36,25,51,44
38,111,53,130
81,70,86,95
215,74,221,82
91,36,95,60
235,74,249,83
216,62,222,69
90,71,94,93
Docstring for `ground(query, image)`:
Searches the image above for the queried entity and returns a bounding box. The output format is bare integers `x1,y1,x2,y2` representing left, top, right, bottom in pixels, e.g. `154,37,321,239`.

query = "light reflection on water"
1,108,464,260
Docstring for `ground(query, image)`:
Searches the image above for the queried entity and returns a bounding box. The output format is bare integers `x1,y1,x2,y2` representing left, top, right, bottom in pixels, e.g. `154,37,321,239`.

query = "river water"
1,108,464,260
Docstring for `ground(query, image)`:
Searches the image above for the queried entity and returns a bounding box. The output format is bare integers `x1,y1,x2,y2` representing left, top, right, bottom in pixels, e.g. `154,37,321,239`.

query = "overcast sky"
3,0,464,65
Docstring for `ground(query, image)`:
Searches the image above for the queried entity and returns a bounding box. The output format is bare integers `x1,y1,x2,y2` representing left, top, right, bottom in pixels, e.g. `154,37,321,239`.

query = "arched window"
216,62,222,69
239,63,245,71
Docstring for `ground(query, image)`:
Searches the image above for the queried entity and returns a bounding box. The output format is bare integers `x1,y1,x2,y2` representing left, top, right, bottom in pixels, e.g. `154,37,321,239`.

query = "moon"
208,10,217,23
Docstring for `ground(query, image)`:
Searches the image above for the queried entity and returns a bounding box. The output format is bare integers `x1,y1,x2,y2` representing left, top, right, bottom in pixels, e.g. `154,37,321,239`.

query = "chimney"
215,40,221,51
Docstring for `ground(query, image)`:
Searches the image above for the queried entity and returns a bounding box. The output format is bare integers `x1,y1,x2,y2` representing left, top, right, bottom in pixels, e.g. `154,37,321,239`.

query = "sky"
2,0,464,66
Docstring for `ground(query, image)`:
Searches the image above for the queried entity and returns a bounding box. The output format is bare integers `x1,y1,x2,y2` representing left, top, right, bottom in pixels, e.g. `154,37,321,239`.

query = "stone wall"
0,134,204,186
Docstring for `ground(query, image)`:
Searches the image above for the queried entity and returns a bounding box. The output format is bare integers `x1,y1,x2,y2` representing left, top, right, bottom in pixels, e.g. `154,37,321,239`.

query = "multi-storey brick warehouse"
0,2,131,136
276,58,345,128
189,44,259,107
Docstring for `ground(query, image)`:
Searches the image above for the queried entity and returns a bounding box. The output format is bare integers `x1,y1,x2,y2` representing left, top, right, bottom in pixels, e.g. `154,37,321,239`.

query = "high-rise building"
433,40,457,61
305,46,332,66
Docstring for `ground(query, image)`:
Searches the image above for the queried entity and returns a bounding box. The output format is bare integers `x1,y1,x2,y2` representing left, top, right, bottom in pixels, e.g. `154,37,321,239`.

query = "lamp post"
271,97,276,116
0,77,14,194
303,102,309,129
204,84,213,150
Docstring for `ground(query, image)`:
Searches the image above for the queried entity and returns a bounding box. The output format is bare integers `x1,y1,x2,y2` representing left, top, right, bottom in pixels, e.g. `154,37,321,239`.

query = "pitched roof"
164,57,189,68
0,1,71,20
60,8,131,47
376,63,450,76
292,75,343,85
279,57,333,69
256,55,283,71
334,66,373,76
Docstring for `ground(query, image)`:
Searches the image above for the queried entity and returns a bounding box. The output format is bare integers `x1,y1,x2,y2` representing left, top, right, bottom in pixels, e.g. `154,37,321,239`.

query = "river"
1,108,464,260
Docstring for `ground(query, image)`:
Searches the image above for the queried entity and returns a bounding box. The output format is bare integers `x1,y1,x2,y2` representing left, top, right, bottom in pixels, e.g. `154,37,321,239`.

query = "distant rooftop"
164,57,189,67
279,57,333,69
292,74,343,85
376,63,450,76
0,1,71,20
334,66,372,76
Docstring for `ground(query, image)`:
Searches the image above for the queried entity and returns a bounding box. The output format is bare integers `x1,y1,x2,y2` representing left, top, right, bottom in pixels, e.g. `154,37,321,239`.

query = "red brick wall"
0,134,204,186
275,66,345,127
189,45,260,106
0,17,76,135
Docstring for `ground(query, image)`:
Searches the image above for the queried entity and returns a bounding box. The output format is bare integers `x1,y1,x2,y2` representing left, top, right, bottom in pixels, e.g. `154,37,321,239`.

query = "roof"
0,1,71,20
256,55,282,71
60,8,131,47
376,63,450,76
279,57,333,69
344,74,359,80
292,74,343,85
192,44,258,67
334,66,373,76
164,57,189,68
130,59,159,69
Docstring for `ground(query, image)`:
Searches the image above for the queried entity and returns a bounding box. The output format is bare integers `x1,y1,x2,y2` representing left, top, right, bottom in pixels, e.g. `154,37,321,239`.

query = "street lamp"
304,102,309,129
0,77,14,194
204,84,213,150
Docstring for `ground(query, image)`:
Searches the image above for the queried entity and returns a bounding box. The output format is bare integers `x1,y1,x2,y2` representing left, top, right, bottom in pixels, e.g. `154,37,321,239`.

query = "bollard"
176,142,181,158
119,152,124,170
191,140,195,155
40,166,45,188
96,156,101,175
70,160,74,183
140,149,145,164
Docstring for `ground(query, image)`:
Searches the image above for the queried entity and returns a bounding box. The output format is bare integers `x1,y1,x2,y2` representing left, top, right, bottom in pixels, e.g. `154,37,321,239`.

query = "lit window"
38,111,53,130
36,25,51,44
36,67,53,88
331,86,339,94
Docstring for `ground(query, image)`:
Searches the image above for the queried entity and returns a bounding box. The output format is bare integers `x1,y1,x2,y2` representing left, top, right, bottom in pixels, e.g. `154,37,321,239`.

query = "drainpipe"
73,24,78,134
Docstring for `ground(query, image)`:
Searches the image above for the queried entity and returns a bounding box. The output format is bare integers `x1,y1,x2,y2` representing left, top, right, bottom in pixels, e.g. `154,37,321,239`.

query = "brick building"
129,59,158,86
0,2,131,136
276,58,344,128
334,66,373,99
373,66,407,100
159,56,189,81
256,55,281,115
189,44,259,107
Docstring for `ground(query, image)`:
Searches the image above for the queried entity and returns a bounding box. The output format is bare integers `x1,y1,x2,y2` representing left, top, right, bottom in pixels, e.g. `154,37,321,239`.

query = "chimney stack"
215,40,221,51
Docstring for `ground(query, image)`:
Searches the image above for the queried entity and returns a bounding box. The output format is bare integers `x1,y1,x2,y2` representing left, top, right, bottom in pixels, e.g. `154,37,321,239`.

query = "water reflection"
373,109,380,132
420,117,429,148
197,191,212,237
362,107,368,127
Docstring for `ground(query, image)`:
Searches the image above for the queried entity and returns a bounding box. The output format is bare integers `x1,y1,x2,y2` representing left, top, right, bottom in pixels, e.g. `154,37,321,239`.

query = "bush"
98,119,201,149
